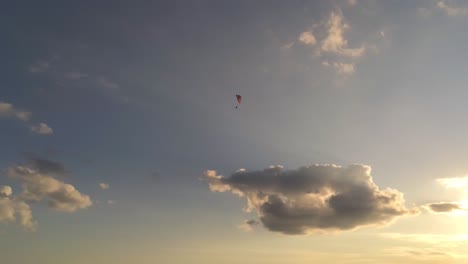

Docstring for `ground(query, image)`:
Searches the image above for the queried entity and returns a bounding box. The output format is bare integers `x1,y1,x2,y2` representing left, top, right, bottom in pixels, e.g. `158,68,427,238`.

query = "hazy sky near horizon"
2,0,468,263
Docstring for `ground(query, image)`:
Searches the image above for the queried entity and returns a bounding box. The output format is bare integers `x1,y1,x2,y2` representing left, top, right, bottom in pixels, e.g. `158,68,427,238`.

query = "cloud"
437,1,468,16
0,186,12,197
347,0,357,6
320,11,365,58
0,101,32,121
298,31,317,45
426,202,463,213
30,122,53,135
238,219,260,232
436,176,468,189
322,61,355,76
98,77,119,90
0,101,53,135
204,164,417,235
29,60,51,73
99,183,110,190
27,157,69,178
6,164,92,213
0,186,36,231
65,72,88,80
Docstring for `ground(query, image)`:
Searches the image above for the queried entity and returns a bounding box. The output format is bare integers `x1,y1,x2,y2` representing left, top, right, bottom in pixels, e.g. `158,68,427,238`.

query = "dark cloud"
427,202,462,213
27,157,69,177
204,164,417,235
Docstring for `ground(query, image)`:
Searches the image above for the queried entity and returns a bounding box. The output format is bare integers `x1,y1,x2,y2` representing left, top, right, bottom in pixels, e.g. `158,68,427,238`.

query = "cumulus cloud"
99,183,109,190
0,186,12,197
426,202,463,213
6,166,92,212
298,31,317,45
0,101,32,121
0,186,36,231
30,122,53,135
437,1,468,16
204,164,417,235
321,11,365,58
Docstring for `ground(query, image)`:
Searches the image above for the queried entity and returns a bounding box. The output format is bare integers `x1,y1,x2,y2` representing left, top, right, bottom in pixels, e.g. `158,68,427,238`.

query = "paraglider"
235,94,242,109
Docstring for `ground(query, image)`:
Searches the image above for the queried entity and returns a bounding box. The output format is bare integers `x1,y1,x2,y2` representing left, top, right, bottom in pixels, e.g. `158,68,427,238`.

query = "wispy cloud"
322,61,355,76
320,10,365,58
204,164,417,235
237,219,260,232
437,1,468,16
0,101,53,135
293,8,373,77
0,101,31,121
64,72,88,80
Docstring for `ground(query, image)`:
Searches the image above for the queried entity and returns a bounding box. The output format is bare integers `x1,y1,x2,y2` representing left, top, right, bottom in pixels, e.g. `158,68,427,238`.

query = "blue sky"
2,1,468,263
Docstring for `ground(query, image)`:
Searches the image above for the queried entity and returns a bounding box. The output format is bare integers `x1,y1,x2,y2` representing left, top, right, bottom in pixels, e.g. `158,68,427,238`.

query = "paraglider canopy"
235,94,242,108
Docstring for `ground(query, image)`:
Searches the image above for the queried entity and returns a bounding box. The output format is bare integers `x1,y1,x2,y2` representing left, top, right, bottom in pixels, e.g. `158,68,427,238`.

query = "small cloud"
0,186,12,197
203,164,417,235
65,72,88,80
107,200,116,205
426,202,463,213
0,101,32,121
98,77,119,90
322,61,355,76
298,31,317,45
238,219,260,232
280,42,295,51
417,7,433,17
99,183,110,190
29,60,51,74
437,1,468,16
30,123,53,135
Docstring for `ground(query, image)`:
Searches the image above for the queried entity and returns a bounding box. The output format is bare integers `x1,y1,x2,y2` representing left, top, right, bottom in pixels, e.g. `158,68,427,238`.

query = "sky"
1,0,468,263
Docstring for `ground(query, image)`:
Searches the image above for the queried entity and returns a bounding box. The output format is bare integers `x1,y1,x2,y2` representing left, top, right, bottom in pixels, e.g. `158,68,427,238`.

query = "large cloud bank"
204,164,417,235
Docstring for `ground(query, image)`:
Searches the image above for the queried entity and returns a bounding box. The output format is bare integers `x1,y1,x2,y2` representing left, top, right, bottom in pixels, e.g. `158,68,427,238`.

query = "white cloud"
30,122,53,135
99,183,110,190
204,164,417,235
321,11,365,58
7,165,92,213
437,1,468,16
0,101,31,121
298,31,317,45
437,176,468,189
